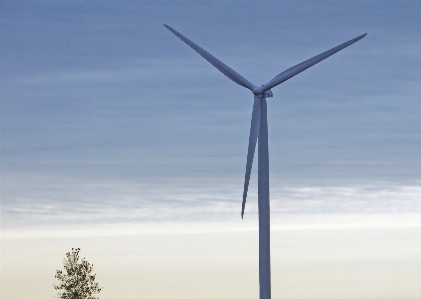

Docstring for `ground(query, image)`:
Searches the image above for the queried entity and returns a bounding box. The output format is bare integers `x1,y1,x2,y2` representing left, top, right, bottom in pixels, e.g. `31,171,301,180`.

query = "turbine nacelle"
253,86,273,98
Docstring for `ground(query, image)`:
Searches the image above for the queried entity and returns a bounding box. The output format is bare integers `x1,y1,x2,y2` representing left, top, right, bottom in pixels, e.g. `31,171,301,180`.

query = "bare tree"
54,248,102,299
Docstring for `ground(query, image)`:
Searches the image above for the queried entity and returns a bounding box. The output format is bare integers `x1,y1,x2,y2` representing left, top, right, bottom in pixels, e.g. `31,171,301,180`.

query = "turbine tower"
164,24,366,299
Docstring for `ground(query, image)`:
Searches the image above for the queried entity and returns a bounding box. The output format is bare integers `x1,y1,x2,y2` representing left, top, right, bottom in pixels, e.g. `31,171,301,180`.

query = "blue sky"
2,0,420,228
1,1,421,298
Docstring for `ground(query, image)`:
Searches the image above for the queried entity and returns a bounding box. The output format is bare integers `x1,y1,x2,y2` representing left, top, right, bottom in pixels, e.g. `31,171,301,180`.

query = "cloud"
2,172,420,235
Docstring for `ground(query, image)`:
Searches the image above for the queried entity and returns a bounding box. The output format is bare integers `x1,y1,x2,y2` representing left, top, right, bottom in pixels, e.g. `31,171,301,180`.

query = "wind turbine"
164,24,366,299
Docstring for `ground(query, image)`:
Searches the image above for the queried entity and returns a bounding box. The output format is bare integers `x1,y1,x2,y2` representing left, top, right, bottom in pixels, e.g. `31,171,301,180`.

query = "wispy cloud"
2,175,420,237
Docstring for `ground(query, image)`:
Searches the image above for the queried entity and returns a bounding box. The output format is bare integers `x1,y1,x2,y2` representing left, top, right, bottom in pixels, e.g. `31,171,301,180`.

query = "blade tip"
358,33,368,40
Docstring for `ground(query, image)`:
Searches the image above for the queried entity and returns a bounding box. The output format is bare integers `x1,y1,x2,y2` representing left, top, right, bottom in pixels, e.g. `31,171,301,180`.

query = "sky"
1,1,420,299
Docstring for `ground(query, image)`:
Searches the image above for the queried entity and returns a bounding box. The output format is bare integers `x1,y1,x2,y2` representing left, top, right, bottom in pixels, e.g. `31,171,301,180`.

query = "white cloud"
2,175,420,239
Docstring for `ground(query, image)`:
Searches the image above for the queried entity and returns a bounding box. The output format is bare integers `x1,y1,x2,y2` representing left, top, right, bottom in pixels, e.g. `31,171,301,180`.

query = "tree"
54,248,102,299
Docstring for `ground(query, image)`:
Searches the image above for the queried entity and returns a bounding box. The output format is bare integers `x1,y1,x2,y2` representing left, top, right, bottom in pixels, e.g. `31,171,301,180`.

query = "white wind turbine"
164,24,366,299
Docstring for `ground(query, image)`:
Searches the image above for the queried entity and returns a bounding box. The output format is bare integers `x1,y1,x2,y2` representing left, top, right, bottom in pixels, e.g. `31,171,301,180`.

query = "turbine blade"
164,24,256,91
260,33,367,93
241,97,261,218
